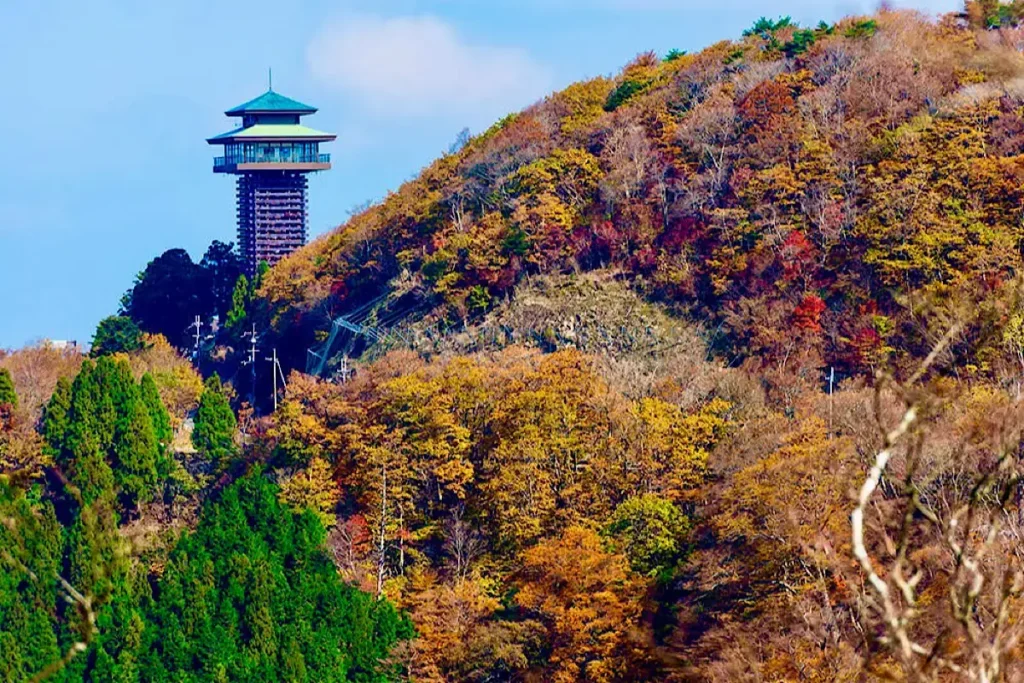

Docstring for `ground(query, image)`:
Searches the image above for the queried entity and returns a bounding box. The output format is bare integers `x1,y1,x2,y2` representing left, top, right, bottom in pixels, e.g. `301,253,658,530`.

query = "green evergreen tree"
94,359,161,511
281,636,308,683
62,359,116,474
91,316,144,357
243,559,278,659
0,368,16,410
204,372,224,394
56,358,165,512
0,631,25,682
192,375,237,469
102,357,138,420
226,273,251,330
111,398,159,509
255,260,270,289
66,497,125,594
43,376,72,459
140,372,172,453
140,373,174,486
66,436,116,506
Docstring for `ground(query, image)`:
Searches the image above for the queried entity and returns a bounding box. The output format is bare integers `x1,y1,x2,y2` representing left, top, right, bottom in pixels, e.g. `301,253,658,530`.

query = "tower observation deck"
207,88,336,274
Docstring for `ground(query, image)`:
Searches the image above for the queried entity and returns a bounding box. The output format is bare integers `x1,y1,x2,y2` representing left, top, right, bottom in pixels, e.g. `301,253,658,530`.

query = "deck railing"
213,152,331,170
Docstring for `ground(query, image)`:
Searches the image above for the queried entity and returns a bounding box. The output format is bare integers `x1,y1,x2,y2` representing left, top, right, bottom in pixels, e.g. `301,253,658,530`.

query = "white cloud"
307,15,553,120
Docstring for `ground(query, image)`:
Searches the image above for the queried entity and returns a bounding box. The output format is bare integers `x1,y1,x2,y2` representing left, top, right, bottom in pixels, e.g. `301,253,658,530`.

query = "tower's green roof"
207,124,336,143
226,90,317,116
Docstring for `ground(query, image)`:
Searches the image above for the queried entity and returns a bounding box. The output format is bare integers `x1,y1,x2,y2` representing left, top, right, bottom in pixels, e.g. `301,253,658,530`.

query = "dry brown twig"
852,324,1024,682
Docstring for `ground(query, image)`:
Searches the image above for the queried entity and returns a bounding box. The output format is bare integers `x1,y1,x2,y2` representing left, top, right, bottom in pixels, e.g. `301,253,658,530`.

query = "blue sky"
0,0,959,349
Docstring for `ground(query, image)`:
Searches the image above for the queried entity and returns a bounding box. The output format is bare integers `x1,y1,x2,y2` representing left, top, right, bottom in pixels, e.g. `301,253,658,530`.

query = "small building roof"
225,90,317,116
207,124,337,144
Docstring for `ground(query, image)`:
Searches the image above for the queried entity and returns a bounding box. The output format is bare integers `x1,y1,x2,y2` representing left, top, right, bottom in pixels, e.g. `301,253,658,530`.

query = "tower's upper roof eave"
225,90,318,116
207,124,337,144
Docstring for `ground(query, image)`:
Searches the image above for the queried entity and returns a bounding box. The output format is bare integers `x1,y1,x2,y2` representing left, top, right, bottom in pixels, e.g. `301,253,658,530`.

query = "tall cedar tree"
0,484,63,681
62,360,116,504
52,358,164,511
192,374,238,469
140,372,173,466
111,396,159,509
42,375,72,459
226,273,251,330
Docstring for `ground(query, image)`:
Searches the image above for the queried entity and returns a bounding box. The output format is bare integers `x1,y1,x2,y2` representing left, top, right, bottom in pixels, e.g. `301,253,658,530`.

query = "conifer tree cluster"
137,473,413,681
43,357,170,511
0,472,411,681
1,356,411,681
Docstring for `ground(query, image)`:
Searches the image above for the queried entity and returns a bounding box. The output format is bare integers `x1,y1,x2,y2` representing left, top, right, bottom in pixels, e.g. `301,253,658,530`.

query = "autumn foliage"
263,348,730,680
14,4,1024,681
258,8,1024,395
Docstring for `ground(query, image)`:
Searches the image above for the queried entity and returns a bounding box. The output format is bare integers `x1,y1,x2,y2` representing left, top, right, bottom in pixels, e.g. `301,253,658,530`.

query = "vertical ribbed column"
236,172,308,275
236,174,257,275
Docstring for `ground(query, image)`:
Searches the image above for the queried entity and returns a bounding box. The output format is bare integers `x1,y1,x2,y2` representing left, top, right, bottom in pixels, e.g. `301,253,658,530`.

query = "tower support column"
236,172,309,275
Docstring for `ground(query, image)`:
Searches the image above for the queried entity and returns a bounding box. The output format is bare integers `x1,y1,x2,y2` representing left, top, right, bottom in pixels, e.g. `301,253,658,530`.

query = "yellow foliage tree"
0,407,50,485
277,456,341,527
629,396,731,500
516,525,649,683
715,416,856,585
374,371,474,504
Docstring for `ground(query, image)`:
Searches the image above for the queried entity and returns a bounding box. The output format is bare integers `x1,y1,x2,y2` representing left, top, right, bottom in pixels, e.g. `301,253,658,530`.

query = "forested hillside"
0,346,411,681
261,2,1024,390
8,2,1024,681
254,3,1024,678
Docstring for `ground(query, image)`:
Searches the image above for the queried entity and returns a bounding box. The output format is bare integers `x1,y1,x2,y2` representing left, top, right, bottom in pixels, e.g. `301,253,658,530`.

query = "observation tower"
208,86,336,274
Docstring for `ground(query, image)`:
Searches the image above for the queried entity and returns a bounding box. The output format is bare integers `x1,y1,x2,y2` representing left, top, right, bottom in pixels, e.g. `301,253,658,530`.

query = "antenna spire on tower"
268,67,273,91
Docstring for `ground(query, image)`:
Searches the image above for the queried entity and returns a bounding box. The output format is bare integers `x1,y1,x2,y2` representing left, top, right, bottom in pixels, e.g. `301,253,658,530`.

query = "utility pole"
271,348,278,411
243,324,258,407
828,366,835,437
189,316,202,361
376,463,388,599
264,348,287,411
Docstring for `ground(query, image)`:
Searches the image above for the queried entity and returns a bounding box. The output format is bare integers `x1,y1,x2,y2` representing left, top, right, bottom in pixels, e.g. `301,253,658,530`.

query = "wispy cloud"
307,15,553,121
